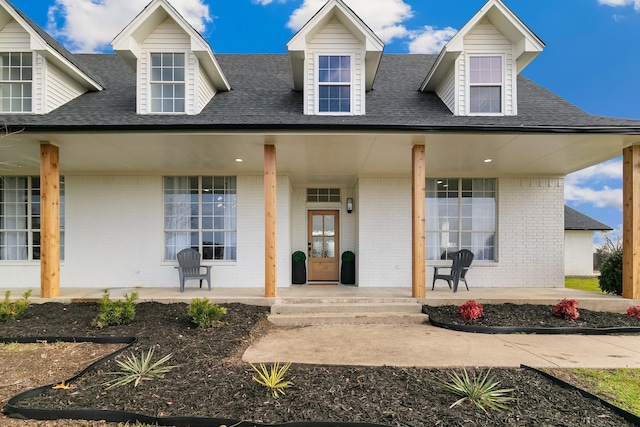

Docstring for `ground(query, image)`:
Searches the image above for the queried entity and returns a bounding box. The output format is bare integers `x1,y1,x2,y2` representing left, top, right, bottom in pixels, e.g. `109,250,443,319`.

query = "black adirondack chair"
432,249,474,293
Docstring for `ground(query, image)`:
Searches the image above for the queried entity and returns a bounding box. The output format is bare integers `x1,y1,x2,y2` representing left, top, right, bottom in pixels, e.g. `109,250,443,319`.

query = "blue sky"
9,0,640,242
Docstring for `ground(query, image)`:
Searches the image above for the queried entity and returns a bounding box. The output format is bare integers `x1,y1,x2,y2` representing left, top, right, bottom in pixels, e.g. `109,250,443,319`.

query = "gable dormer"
420,0,544,116
287,0,383,116
0,0,104,114
112,0,230,115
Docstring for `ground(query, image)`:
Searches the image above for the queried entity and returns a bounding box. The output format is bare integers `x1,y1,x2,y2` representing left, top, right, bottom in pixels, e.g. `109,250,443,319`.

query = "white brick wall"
0,174,566,290
358,177,412,287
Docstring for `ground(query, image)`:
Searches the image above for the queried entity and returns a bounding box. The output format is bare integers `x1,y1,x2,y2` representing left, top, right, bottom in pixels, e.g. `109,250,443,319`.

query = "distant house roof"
3,53,640,132
564,205,613,231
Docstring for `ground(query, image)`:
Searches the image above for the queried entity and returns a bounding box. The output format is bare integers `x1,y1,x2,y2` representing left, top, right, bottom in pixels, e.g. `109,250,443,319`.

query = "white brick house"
1,0,640,299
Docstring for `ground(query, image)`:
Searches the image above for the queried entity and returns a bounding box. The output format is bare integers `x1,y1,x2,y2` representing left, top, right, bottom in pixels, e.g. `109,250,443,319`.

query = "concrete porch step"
268,300,428,326
272,302,423,314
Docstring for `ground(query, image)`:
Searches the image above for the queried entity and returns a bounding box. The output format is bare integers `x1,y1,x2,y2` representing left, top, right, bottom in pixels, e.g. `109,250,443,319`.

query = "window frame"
149,52,186,114
466,54,504,116
425,178,496,261
0,176,65,261
315,53,353,115
163,176,237,262
0,52,33,113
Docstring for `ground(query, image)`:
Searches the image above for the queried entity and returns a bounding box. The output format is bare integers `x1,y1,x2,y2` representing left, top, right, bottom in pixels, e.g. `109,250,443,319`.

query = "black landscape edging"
522,365,640,426
424,310,640,335
2,335,395,427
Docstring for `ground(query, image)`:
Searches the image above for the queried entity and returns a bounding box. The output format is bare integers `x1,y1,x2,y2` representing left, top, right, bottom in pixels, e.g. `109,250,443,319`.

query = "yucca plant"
103,348,175,390
440,367,516,413
249,361,293,397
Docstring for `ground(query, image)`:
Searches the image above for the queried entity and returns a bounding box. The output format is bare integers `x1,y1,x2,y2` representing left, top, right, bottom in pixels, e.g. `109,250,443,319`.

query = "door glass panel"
324,238,335,257
324,215,334,236
312,215,323,236
312,237,323,257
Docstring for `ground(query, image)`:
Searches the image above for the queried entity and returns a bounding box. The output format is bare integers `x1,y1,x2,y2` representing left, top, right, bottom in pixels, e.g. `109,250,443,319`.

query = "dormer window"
468,55,503,114
0,52,32,113
150,52,185,113
318,55,351,114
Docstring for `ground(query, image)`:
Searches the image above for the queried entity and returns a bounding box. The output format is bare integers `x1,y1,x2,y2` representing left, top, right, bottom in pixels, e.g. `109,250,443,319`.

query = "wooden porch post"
412,144,426,298
264,144,277,297
40,143,60,298
622,145,640,299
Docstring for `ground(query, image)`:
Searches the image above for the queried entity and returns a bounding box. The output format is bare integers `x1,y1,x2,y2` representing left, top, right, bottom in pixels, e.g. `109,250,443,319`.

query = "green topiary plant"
91,291,138,328
341,250,355,262
188,298,227,328
599,249,623,295
292,251,306,262
0,290,32,322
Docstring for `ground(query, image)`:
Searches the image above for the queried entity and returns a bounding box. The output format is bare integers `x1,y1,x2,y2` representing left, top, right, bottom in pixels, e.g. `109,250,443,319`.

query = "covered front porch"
3,128,640,300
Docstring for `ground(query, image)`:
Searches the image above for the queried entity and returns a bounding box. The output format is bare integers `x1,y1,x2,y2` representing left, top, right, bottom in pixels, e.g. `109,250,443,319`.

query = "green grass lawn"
564,276,605,294
555,369,640,417
561,278,638,416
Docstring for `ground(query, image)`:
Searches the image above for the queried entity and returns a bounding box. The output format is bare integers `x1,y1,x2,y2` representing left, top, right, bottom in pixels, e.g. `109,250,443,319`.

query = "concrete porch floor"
6,285,639,313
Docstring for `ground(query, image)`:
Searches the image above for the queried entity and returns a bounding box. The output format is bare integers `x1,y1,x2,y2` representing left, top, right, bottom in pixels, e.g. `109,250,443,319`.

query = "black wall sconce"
346,197,354,213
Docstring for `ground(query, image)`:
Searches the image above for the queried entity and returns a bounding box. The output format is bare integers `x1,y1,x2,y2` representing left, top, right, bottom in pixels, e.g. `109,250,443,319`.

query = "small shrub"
458,300,483,321
103,348,175,389
250,361,293,398
599,249,623,295
188,298,227,328
0,290,32,322
92,291,138,328
439,367,516,413
626,306,640,319
551,298,580,320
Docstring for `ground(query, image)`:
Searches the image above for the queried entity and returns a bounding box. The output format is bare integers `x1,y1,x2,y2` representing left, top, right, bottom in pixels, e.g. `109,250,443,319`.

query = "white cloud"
287,0,413,44
407,26,457,54
598,0,640,11
47,0,212,53
565,158,623,210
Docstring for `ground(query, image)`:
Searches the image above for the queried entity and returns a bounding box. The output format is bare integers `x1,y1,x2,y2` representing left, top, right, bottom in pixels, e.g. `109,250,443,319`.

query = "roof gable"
111,0,230,91
565,205,613,231
420,0,544,91
287,0,384,91
0,0,104,90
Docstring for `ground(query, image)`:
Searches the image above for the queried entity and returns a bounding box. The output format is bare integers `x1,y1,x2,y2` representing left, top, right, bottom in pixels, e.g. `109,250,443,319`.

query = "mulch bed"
424,303,640,329
1,301,638,427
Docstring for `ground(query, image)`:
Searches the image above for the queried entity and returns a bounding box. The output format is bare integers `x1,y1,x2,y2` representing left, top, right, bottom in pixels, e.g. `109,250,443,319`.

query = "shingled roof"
2,53,640,132
564,205,613,231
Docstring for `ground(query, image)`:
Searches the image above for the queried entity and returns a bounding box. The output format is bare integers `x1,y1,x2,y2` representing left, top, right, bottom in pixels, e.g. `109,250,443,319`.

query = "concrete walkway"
242,322,640,369
5,285,640,369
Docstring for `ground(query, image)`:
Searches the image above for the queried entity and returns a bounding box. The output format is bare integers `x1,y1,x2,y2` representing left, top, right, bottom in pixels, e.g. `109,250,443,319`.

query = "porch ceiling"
0,131,635,186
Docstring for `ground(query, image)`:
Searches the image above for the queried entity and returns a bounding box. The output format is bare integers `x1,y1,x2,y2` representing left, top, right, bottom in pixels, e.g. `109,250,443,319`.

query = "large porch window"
163,176,237,261
0,176,65,260
426,178,495,261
